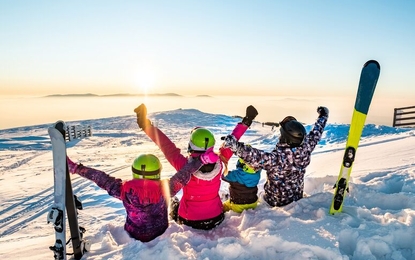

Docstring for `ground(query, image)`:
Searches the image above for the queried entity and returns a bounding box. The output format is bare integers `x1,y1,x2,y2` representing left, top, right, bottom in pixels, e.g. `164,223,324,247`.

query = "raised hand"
317,106,329,118
242,105,259,127
134,103,151,129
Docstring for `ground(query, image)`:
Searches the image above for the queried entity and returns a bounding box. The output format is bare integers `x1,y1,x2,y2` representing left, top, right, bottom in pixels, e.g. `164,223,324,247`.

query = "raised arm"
165,148,218,196
134,104,187,171
219,123,248,162
144,125,188,170
67,156,123,199
303,106,329,151
219,105,258,162
222,134,279,171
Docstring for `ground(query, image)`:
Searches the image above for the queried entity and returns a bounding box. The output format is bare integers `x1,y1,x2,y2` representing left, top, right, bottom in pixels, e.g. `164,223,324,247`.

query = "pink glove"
67,156,79,174
200,147,219,164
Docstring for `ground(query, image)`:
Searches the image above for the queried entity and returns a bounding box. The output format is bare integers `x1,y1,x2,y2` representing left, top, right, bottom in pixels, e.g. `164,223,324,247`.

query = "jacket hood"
121,179,163,205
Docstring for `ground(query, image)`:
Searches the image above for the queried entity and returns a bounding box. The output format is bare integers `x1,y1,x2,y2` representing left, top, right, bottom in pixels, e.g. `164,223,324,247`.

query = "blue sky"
1,1,414,98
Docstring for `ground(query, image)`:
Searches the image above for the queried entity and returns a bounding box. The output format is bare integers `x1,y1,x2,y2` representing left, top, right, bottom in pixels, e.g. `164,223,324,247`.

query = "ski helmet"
188,127,215,153
279,116,306,147
236,158,256,174
131,154,162,180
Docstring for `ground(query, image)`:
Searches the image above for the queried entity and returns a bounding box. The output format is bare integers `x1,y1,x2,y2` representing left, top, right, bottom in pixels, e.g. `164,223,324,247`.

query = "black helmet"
279,116,306,147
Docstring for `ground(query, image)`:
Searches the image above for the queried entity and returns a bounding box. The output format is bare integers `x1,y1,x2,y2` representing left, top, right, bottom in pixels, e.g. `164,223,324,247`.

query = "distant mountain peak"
43,93,183,98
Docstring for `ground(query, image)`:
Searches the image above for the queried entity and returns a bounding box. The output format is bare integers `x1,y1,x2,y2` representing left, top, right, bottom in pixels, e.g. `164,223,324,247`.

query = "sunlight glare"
134,67,156,95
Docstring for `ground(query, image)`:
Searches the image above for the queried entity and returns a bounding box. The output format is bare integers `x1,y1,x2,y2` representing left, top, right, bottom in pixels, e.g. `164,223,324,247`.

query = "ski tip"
363,60,380,70
54,120,67,134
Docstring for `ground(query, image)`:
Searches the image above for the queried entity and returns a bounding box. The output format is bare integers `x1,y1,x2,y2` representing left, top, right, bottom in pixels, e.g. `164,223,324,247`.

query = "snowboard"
48,121,88,259
329,60,381,215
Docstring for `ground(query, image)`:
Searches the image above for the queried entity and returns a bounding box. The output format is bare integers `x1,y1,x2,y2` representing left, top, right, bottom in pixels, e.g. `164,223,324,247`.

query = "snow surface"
1,108,415,260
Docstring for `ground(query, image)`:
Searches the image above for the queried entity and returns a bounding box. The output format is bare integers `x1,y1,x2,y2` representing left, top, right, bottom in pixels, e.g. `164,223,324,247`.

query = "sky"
1,109,415,259
1,1,415,98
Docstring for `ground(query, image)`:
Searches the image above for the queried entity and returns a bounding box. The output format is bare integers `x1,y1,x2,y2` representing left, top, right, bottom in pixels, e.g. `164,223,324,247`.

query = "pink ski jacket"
143,122,248,221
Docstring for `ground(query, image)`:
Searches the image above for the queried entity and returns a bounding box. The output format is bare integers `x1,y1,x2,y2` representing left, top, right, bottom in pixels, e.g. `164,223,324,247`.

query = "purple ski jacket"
67,157,204,242
228,116,328,207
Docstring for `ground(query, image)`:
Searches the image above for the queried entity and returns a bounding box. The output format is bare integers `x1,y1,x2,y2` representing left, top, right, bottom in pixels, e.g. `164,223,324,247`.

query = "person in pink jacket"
134,104,258,230
66,151,218,242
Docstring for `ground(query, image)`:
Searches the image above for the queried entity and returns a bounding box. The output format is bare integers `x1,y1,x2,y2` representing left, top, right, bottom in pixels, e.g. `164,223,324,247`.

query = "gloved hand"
222,134,238,151
241,105,258,127
134,104,152,129
317,106,329,118
67,156,80,174
199,147,219,164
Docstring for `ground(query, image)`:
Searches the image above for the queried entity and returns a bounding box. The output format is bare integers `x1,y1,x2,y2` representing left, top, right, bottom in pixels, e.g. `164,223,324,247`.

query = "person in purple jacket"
66,151,218,242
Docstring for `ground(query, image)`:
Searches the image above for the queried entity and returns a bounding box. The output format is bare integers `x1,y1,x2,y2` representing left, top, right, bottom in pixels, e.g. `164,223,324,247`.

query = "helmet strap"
204,137,209,150
131,166,161,176
132,173,160,180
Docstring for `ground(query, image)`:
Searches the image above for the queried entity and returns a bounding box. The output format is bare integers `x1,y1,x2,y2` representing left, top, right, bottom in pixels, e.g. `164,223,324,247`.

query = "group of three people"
67,103,329,242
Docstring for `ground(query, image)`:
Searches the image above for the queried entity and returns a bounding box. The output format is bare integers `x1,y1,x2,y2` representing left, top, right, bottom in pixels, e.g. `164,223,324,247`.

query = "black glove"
317,106,329,118
134,104,152,129
241,105,258,127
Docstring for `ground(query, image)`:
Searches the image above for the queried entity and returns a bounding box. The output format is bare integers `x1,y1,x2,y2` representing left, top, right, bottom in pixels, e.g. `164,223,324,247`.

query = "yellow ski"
329,60,380,215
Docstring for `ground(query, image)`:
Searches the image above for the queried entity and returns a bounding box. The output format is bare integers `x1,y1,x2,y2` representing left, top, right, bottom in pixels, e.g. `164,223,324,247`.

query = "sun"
134,67,156,95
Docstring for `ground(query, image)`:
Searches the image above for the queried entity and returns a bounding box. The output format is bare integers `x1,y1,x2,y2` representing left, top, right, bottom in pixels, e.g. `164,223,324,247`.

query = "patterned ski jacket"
67,157,203,242
229,116,328,207
143,122,248,222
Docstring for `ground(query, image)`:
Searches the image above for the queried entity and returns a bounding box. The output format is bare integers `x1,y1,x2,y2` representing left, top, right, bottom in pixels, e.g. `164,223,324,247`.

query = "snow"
1,108,415,260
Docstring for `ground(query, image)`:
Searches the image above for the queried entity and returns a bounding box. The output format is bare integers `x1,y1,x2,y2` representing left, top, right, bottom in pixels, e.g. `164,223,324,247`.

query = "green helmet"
188,127,215,153
131,154,162,180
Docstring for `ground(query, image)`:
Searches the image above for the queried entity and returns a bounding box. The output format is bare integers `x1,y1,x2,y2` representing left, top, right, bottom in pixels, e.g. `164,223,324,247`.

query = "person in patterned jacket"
66,151,218,242
222,106,329,207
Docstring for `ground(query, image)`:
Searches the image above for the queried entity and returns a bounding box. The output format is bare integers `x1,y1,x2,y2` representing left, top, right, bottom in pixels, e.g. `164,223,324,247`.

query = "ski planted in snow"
329,60,380,215
48,121,89,259
48,123,68,259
